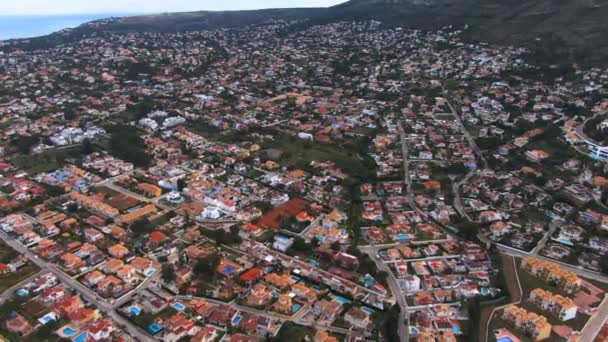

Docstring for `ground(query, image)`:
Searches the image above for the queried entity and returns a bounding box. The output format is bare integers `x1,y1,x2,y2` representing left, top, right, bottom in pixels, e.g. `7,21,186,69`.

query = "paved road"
579,295,608,341
0,230,154,342
176,295,352,336
530,219,563,255
362,248,409,342
451,169,478,222
445,96,489,169
395,120,414,342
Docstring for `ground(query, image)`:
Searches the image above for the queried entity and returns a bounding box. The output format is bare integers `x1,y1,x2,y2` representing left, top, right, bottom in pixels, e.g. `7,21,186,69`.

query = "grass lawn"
0,264,40,293
12,145,83,174
501,255,523,302
479,254,519,342
263,135,370,179
515,258,569,298
272,322,316,342
0,242,18,263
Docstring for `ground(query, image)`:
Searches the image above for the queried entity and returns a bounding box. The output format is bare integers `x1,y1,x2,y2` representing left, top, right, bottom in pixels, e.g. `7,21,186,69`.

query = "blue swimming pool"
128,205,142,212
308,260,318,267
73,332,88,342
272,291,280,298
410,327,419,334
265,266,274,273
291,275,301,283
148,323,163,335
232,315,242,325
41,314,55,323
62,327,76,337
17,289,28,297
497,338,514,342
145,268,156,277
452,325,461,334
130,306,141,316
173,302,185,311
361,306,374,315
292,304,302,313
394,233,413,240
335,296,350,304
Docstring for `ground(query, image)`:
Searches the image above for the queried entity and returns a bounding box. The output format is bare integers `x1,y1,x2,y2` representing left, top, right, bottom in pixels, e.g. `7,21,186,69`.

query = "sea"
0,14,131,40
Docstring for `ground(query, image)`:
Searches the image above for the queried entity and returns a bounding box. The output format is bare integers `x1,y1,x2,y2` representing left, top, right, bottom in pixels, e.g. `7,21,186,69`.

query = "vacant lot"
258,198,309,230
105,193,141,211
12,145,83,174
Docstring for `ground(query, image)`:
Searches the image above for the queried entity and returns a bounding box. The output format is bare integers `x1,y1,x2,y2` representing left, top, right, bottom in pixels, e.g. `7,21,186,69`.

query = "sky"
0,0,347,16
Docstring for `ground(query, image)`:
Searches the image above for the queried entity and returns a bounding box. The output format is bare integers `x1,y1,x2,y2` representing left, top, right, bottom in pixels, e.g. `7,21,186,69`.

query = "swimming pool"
308,260,319,267
292,304,302,313
335,296,350,304
73,332,88,342
42,315,55,323
17,289,28,297
264,266,274,273
394,233,413,240
272,291,280,298
232,315,242,325
291,275,301,283
145,268,156,277
130,306,141,316
481,287,490,296
173,302,185,311
409,327,419,334
361,306,374,315
148,323,163,335
62,327,76,337
497,338,514,342
452,325,461,334
128,205,142,212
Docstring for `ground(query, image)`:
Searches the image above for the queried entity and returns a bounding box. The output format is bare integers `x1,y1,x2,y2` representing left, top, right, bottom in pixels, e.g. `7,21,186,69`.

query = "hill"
327,0,608,63
5,0,608,63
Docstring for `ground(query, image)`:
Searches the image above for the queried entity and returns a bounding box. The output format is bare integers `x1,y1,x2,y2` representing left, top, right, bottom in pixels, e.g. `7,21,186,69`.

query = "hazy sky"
0,0,347,15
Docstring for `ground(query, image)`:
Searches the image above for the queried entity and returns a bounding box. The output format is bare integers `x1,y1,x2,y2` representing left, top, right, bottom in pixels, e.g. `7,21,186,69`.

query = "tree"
194,254,220,278
130,219,153,236
601,257,608,275
11,134,40,154
459,221,480,241
66,202,78,212
330,241,341,251
161,263,176,283
81,138,94,155
380,304,400,342
176,178,187,192
291,237,309,253
106,124,151,167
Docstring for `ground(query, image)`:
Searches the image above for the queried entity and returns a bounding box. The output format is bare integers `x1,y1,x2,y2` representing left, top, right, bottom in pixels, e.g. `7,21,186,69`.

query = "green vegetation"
262,133,374,181
201,226,242,245
106,124,151,167
378,304,400,342
161,263,176,283
0,264,40,293
583,115,608,145
194,254,220,279
267,322,315,342
12,145,83,173
130,219,154,236
10,134,40,154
